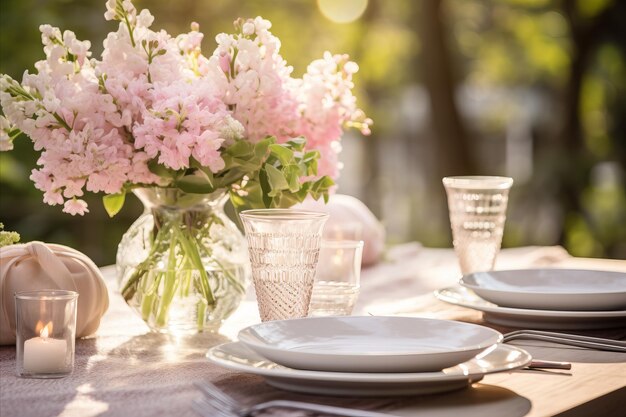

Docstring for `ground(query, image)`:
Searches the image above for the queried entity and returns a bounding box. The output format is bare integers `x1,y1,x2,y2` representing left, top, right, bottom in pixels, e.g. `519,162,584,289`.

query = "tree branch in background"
556,0,618,249
419,0,475,178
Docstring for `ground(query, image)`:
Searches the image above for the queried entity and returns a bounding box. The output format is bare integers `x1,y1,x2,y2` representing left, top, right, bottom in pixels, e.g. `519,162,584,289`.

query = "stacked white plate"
206,316,531,396
436,269,626,329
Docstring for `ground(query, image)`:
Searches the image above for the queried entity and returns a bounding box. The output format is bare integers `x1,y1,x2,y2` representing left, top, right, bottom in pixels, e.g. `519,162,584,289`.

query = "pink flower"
218,53,231,74
63,198,89,215
133,80,228,171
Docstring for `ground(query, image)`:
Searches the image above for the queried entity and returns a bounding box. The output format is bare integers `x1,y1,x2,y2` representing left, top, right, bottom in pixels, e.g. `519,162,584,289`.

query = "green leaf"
254,138,273,159
275,193,301,208
231,157,262,172
283,164,302,192
268,144,294,166
176,175,215,194
230,180,265,210
259,169,272,207
303,150,320,162
225,140,254,158
215,167,245,187
265,164,289,197
312,176,335,192
196,167,215,189
148,158,176,179
309,176,335,202
103,192,126,217
285,137,306,151
220,154,236,170
306,158,318,176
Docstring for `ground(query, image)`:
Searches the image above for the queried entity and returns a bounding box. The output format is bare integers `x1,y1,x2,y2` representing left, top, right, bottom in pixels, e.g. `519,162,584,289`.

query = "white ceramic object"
295,194,385,266
435,286,626,330
206,342,531,396
460,269,626,311
237,316,502,372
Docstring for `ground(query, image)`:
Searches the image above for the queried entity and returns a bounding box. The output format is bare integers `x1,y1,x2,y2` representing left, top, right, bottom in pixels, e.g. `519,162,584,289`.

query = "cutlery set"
193,381,395,417
503,330,626,353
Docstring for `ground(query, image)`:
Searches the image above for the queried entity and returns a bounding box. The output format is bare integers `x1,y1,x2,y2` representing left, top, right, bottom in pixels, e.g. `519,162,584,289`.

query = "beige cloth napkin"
0,242,109,345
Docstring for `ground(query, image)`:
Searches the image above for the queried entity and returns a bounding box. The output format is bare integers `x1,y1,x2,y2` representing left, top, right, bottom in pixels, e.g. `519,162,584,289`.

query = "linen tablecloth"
1,245,625,417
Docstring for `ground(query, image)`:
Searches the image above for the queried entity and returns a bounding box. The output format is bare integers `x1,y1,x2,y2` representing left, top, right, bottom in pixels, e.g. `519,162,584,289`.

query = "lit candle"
23,322,67,373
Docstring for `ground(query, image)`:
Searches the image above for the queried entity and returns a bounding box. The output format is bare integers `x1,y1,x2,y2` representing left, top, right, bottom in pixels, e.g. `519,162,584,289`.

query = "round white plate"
237,316,502,373
435,286,626,329
460,269,626,311
206,342,531,396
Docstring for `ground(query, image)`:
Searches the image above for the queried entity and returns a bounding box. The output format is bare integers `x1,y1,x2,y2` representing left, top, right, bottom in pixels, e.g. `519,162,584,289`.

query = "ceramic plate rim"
435,286,626,317
206,342,532,383
237,316,503,357
460,269,626,296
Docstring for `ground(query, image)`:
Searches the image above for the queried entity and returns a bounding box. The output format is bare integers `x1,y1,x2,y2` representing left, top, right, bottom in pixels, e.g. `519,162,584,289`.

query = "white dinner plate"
237,316,502,373
206,342,531,396
460,269,626,311
435,286,626,329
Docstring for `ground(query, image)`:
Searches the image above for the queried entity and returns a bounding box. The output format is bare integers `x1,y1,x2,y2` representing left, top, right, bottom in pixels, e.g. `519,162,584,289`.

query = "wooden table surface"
1,245,625,417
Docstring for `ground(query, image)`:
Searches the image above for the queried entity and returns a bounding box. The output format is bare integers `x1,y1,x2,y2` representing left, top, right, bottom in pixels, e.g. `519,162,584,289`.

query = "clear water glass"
240,209,328,322
309,240,364,317
15,290,78,378
443,176,513,275
323,222,363,241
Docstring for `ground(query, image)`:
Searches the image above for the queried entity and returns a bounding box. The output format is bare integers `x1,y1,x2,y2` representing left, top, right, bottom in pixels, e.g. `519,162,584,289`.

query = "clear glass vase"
116,187,250,334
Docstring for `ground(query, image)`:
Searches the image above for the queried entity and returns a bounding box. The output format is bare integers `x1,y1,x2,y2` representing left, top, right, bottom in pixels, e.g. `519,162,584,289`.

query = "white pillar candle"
23,326,67,373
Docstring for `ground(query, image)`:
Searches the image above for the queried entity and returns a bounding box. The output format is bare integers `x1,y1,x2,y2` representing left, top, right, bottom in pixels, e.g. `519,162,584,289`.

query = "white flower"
344,61,359,74
39,24,61,44
0,116,14,151
64,31,92,63
136,9,154,28
219,116,244,145
242,22,255,36
105,0,137,23
215,33,234,50
104,0,117,20
253,16,272,31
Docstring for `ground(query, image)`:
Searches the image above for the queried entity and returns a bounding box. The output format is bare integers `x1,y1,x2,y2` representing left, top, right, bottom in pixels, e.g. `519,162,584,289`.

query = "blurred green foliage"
1,0,624,264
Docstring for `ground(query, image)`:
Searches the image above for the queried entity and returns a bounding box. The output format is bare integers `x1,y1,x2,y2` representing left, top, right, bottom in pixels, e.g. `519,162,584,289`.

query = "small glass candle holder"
323,222,363,242
15,290,79,378
309,240,364,317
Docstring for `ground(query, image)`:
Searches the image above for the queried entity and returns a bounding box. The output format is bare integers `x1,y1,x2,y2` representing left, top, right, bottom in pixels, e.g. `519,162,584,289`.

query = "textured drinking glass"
240,209,328,322
309,240,364,317
15,290,78,378
443,176,513,275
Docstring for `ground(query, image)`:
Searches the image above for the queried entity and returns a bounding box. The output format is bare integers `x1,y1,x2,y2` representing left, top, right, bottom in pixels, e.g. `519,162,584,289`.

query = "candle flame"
35,321,53,338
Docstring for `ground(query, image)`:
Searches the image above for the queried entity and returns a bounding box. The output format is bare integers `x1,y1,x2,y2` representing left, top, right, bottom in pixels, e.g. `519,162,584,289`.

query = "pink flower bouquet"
0,0,371,216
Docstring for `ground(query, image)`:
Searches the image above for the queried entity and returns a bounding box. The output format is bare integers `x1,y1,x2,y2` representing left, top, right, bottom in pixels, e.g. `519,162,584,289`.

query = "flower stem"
124,14,136,47
141,291,156,320
174,227,215,305
196,301,207,330
52,112,72,131
155,233,179,327
121,231,166,301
